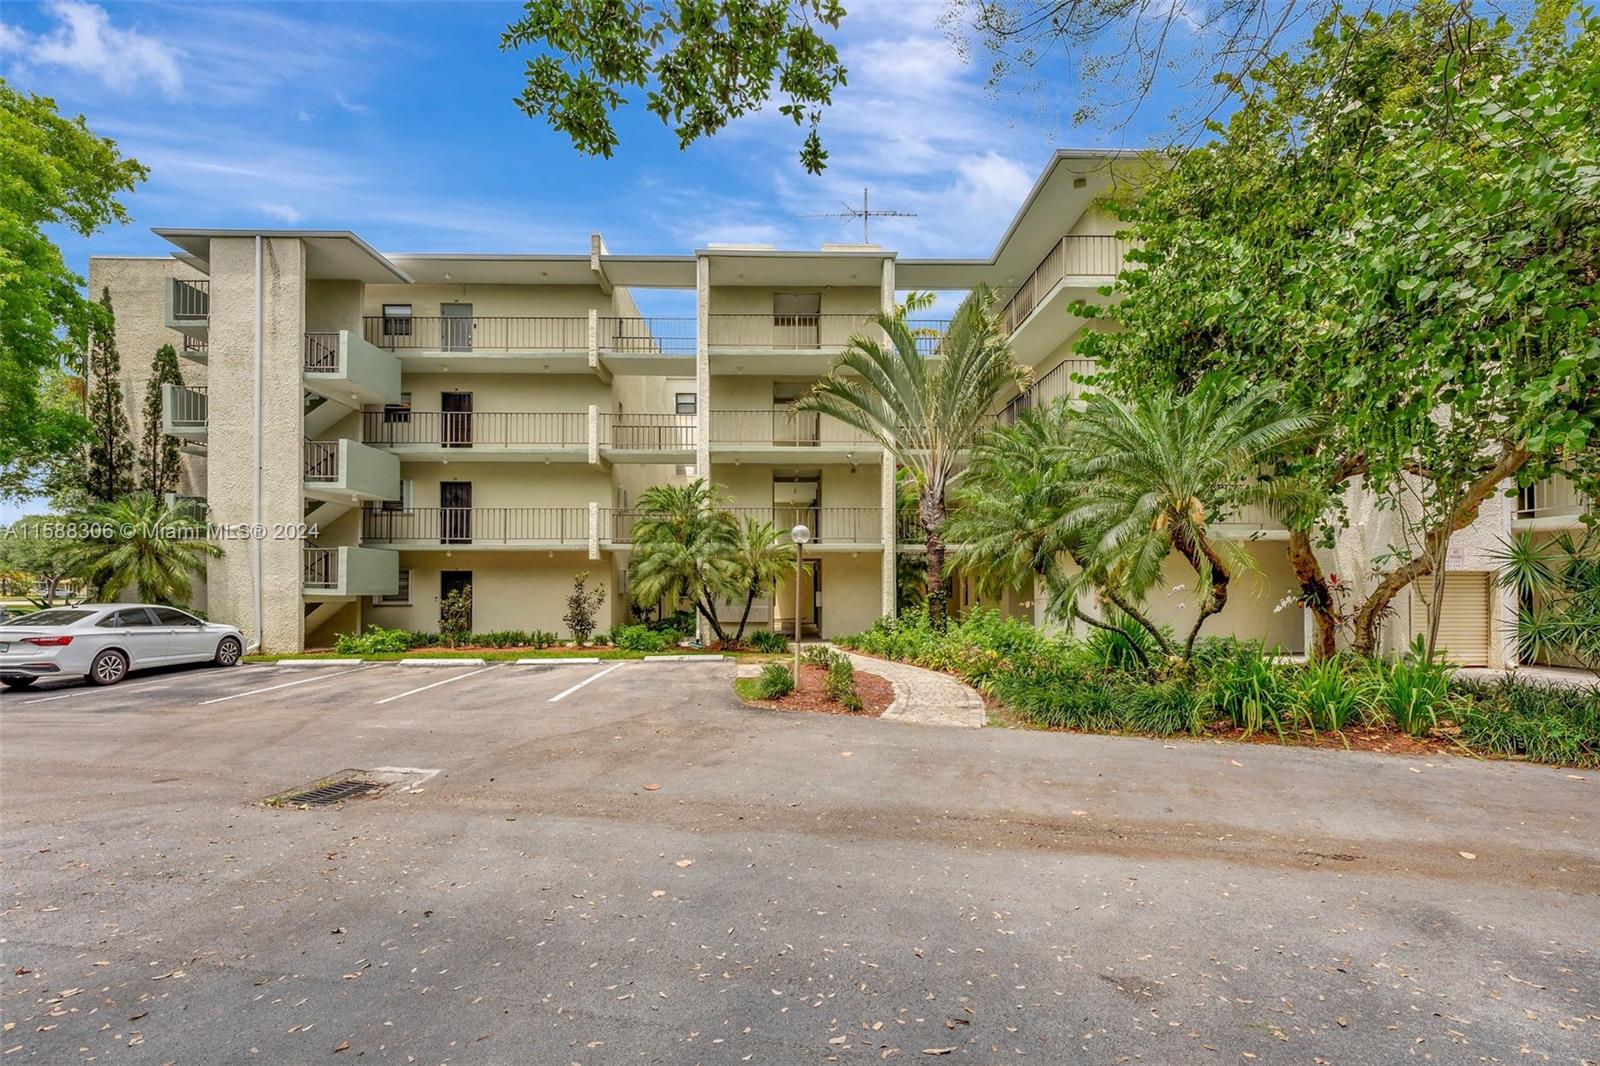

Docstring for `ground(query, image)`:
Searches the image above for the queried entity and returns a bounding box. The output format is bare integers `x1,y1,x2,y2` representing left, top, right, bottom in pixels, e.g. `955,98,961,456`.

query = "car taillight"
22,636,72,646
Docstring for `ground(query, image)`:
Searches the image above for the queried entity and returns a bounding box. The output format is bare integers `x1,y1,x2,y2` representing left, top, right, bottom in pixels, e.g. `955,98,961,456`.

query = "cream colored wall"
307,600,361,648
395,373,613,414
1067,207,1123,237
815,552,883,637
361,283,611,318
1135,542,1305,653
306,279,362,332
397,463,613,508
706,285,881,315
368,550,612,635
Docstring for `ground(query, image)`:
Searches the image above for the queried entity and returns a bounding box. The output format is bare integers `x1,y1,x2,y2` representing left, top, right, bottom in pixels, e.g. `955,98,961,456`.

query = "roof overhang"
384,253,697,288
699,248,892,287
152,229,412,283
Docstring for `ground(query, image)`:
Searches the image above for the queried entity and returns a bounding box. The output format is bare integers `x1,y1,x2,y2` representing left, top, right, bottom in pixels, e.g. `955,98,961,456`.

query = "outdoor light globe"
791,524,811,545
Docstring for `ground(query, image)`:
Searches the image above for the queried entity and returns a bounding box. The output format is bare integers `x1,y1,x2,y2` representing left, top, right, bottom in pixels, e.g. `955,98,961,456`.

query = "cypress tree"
84,287,135,503
139,342,185,498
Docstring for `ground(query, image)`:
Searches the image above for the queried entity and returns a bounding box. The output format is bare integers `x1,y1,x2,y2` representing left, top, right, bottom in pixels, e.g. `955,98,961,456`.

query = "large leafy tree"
797,287,1028,627
728,516,791,642
1079,0,1600,658
0,81,146,501
502,0,847,174
0,515,76,604
139,343,185,499
68,492,220,604
628,480,741,642
84,288,135,503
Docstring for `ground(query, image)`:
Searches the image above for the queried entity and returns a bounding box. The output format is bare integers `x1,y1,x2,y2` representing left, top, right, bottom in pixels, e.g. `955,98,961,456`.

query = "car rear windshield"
7,609,95,627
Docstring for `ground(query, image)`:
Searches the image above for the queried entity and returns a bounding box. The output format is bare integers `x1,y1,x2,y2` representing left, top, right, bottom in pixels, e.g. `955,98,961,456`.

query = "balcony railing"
304,441,339,482
607,507,881,545
709,409,876,447
598,412,696,450
997,358,1099,424
171,278,209,322
362,316,589,352
181,335,208,359
304,548,337,590
164,384,207,430
598,317,695,355
1517,474,1592,521
363,411,587,449
1000,235,1128,334
304,332,340,372
362,506,589,546
707,313,878,350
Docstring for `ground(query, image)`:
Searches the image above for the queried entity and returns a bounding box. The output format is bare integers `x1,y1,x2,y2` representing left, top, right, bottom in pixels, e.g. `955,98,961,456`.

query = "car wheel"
214,636,243,667
87,649,129,686
2,677,37,690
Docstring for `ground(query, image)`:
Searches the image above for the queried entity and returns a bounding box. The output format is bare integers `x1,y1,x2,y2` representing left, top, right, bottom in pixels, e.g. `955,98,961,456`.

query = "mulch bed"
743,663,894,717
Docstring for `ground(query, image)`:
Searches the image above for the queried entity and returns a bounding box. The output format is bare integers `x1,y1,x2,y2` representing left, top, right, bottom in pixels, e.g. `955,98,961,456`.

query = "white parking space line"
374,664,498,706
201,665,372,705
15,665,278,705
548,662,628,703
19,692,77,705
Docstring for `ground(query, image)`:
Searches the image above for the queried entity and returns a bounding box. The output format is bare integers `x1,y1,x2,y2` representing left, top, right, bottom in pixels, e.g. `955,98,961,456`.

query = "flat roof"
153,229,413,284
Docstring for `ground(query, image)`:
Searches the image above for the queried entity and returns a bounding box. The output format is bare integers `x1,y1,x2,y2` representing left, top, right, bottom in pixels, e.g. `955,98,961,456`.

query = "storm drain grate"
263,771,385,808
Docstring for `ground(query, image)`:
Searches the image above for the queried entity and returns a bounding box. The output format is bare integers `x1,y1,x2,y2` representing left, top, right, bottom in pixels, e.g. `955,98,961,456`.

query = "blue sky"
0,0,1211,522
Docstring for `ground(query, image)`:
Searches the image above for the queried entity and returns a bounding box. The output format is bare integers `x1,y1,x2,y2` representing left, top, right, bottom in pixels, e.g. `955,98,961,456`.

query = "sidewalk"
835,648,985,728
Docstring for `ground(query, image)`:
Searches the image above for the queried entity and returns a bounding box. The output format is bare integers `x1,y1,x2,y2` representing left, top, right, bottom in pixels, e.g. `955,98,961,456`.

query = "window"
97,608,156,628
376,569,412,607
382,304,412,337
11,609,92,627
381,479,414,514
151,607,202,626
383,391,412,424
674,392,696,415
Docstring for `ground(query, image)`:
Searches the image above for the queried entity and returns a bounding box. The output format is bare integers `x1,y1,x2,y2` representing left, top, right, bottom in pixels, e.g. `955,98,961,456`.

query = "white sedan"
0,605,246,689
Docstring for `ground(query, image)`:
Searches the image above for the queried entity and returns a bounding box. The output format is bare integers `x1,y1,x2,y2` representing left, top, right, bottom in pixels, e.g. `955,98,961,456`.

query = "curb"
398,658,489,667
278,658,363,666
645,654,727,662
515,657,602,665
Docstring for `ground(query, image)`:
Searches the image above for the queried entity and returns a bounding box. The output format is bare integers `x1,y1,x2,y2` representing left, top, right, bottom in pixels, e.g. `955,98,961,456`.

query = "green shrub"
402,629,441,648
824,656,856,701
613,624,672,652
528,629,558,649
802,644,841,669
1449,675,1600,766
1127,678,1206,736
749,630,790,653
1380,639,1451,737
333,625,415,655
564,571,605,644
1295,655,1371,732
756,662,795,699
439,586,472,648
1203,642,1291,736
470,630,530,648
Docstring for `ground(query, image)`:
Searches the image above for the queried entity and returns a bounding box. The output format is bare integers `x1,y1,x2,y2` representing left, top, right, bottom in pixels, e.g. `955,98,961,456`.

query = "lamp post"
791,523,810,678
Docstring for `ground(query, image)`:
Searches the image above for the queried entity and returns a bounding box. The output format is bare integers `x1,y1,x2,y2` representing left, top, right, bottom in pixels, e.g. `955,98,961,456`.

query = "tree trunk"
1351,443,1529,657
1071,606,1151,670
1287,530,1338,659
695,595,729,644
921,490,949,629
1170,523,1231,660
734,581,759,643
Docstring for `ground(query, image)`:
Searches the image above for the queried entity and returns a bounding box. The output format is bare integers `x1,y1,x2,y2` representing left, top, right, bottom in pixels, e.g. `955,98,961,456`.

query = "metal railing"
906,318,951,357
303,441,339,482
362,506,589,545
165,384,208,429
598,317,695,355
707,313,878,350
304,332,340,372
709,409,876,447
1517,474,1592,520
303,548,337,589
607,507,882,544
597,412,696,450
363,410,587,448
182,335,208,358
997,359,1099,424
361,316,589,352
171,278,209,321
897,511,924,542
999,235,1128,333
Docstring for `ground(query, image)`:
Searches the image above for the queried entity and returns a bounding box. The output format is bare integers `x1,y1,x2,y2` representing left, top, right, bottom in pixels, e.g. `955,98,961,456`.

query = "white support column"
588,501,600,561
879,255,898,617
587,403,600,465
586,308,599,372
694,254,712,643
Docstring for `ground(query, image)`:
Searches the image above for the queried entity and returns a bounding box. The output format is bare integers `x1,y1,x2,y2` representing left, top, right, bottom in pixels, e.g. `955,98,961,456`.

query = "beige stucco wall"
396,462,612,509
366,550,613,636
361,283,612,319
705,285,881,317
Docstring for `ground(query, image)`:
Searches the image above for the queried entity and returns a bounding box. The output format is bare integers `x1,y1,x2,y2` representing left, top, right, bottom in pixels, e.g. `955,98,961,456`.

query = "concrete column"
586,308,599,371
879,255,898,618
587,404,600,465
588,501,600,561
694,255,712,643
205,236,307,653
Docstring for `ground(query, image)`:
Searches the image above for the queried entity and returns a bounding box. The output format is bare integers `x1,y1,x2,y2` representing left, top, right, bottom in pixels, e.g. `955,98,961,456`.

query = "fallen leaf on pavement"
923,1048,957,1056
643,783,661,791
1458,851,1476,860
675,859,694,868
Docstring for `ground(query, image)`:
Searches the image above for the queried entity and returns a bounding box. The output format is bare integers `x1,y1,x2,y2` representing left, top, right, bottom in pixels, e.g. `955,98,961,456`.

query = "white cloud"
256,202,304,224
0,0,182,96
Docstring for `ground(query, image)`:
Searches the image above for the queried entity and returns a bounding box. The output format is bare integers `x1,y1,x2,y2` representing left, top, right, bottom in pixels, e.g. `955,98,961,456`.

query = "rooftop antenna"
803,187,916,243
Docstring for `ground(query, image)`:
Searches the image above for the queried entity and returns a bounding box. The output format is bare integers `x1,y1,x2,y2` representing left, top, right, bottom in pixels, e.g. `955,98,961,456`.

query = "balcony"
597,413,696,459
303,439,401,504
1515,474,1593,528
707,313,875,352
606,506,883,549
997,358,1099,423
161,383,208,440
363,410,589,461
999,235,1128,335
303,545,400,599
165,277,209,334
361,506,591,549
303,331,401,406
709,409,878,462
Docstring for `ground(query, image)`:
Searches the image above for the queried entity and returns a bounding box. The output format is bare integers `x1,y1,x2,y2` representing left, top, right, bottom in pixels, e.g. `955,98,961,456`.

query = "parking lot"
3,658,1598,1063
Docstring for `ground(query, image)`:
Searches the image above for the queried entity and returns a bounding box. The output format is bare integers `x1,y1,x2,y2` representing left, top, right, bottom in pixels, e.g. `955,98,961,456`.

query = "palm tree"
69,491,221,603
728,517,791,643
627,481,740,643
1490,528,1600,671
1066,375,1316,660
796,286,1028,627
947,402,1175,668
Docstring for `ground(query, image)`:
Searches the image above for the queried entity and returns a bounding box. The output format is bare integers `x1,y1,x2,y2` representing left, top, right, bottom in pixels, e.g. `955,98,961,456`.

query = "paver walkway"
834,648,985,728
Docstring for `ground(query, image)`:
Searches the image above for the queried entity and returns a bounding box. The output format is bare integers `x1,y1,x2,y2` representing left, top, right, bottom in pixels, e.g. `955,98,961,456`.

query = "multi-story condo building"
92,151,1590,664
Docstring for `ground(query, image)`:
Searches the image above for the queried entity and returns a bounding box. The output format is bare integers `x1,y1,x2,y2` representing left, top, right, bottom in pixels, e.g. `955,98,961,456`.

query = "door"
441,481,472,544
100,607,168,665
442,391,473,448
1411,573,1492,666
441,570,473,630
441,303,473,352
774,560,820,637
151,606,213,661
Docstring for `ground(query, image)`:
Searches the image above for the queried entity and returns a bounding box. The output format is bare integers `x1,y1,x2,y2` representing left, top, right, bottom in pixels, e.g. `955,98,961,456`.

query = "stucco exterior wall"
705,285,882,316
361,283,611,319
367,550,612,636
